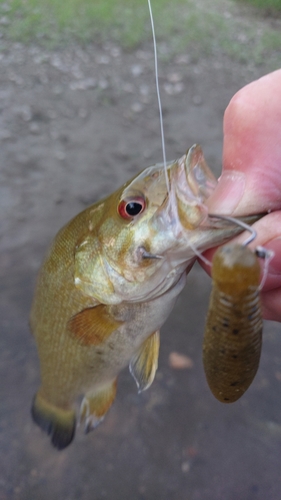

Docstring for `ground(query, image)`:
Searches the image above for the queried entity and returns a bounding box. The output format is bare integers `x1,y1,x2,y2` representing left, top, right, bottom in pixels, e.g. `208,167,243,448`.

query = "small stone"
186,446,198,457
168,352,194,370
69,78,97,90
130,64,143,77
79,108,88,118
131,102,143,113
237,33,248,43
167,72,183,83
96,54,110,65
55,150,66,160
110,47,121,58
52,85,63,95
164,82,184,95
175,54,191,65
47,109,57,119
9,73,24,85
98,78,109,90
71,66,84,79
29,123,40,134
0,129,12,140
1,3,11,12
181,461,191,473
33,53,49,64
192,95,202,105
123,82,134,93
136,50,152,60
39,74,49,85
0,16,9,25
139,83,150,96
15,105,32,122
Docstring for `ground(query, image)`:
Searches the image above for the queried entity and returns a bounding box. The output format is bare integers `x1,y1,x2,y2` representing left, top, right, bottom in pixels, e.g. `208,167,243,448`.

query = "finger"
231,212,281,291
206,70,281,216
260,288,281,322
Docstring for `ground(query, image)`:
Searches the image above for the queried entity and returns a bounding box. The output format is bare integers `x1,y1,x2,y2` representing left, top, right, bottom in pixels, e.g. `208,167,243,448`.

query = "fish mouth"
154,145,263,255
180,144,218,201
158,144,218,237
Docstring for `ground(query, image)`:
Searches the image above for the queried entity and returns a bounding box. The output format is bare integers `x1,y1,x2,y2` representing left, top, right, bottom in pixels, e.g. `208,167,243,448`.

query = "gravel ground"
1,11,281,500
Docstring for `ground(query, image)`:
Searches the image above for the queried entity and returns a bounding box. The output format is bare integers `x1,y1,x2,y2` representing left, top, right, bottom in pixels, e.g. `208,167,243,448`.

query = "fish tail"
31,390,76,450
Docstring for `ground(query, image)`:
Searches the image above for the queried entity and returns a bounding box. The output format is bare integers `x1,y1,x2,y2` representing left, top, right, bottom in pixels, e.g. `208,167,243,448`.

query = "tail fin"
31,390,76,450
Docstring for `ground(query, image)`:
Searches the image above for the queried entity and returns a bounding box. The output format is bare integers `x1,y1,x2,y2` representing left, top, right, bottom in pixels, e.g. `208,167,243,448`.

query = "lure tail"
31,390,76,450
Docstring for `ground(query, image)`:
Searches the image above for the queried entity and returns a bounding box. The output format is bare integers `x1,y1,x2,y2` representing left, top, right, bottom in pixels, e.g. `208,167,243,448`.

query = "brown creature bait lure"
203,243,263,403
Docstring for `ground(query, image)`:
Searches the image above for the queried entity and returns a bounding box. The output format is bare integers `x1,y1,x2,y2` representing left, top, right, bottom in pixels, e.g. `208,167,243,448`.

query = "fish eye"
118,197,146,219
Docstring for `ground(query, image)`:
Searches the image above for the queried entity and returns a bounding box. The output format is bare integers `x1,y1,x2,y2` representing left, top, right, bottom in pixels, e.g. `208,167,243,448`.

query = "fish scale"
30,146,260,449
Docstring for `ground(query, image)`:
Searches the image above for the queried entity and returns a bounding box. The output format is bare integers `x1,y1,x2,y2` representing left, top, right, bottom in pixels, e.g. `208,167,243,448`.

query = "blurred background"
1,0,281,498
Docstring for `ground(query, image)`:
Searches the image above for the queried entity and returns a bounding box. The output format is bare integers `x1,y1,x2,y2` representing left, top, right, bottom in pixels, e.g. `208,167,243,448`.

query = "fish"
202,243,263,403
30,144,259,449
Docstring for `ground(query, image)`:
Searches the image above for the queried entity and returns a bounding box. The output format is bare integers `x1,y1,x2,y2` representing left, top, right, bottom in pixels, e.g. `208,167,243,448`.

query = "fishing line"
193,214,258,267
208,213,274,290
209,213,257,246
186,239,212,267
147,0,170,193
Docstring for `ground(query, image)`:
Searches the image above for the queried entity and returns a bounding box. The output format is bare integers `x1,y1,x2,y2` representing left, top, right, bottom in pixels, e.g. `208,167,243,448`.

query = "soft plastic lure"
202,243,263,403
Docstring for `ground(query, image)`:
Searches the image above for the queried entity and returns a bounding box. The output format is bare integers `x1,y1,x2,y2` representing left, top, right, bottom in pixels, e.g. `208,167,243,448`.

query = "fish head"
74,145,247,304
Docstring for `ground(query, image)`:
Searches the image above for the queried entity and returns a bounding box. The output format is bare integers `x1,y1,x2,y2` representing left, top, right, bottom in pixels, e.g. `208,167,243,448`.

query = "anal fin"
79,380,117,434
31,390,76,450
129,330,160,393
68,305,123,346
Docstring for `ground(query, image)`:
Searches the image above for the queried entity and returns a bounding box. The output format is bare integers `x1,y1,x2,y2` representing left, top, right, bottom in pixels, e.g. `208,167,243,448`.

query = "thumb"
206,70,281,216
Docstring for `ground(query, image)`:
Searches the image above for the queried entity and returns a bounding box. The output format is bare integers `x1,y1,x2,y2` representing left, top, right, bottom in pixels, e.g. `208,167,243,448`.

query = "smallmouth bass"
30,145,257,449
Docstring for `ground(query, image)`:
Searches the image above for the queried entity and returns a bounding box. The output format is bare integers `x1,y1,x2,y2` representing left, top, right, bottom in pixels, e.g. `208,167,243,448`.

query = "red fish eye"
118,197,146,219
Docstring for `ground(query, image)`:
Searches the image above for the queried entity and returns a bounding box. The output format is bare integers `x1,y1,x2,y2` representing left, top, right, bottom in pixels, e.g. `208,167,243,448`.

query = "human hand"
202,70,281,322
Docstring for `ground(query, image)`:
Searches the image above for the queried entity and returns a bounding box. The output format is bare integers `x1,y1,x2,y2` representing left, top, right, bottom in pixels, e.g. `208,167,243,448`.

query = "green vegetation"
1,0,187,47
236,0,281,13
0,0,280,69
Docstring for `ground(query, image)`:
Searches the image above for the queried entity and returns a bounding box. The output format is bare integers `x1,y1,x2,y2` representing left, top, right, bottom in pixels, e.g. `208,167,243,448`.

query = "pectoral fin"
31,389,76,450
68,305,123,346
79,380,117,433
129,330,160,392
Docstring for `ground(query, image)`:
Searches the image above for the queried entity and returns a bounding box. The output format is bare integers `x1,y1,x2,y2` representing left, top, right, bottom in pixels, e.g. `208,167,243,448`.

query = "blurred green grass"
237,0,281,13
0,0,280,68
2,0,188,47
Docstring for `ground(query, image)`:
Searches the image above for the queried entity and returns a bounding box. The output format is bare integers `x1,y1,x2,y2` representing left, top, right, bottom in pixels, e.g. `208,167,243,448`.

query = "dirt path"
1,14,281,500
